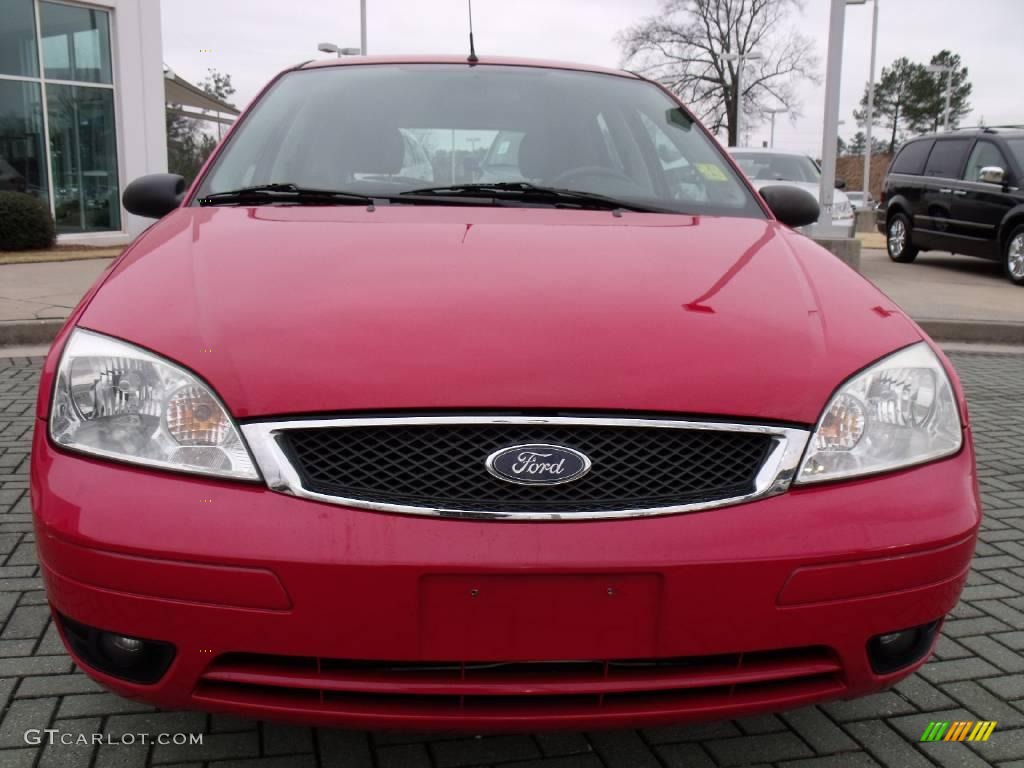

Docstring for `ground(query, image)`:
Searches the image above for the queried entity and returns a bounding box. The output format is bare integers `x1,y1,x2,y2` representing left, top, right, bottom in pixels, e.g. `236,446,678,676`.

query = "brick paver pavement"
2,350,1023,767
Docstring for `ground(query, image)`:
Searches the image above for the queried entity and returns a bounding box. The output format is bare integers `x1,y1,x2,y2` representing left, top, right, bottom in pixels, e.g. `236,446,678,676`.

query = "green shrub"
0,191,56,251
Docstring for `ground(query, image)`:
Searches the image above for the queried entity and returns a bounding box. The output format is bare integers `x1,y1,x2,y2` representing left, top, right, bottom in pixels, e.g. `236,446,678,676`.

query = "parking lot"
0,349,1019,767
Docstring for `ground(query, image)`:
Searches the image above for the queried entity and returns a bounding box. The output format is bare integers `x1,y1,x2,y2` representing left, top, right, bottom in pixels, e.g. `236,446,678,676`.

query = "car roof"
906,127,1024,142
299,55,640,80
727,147,810,158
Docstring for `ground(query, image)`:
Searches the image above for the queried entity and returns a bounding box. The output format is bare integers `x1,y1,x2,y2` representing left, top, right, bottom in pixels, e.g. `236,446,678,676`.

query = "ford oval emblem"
485,444,592,486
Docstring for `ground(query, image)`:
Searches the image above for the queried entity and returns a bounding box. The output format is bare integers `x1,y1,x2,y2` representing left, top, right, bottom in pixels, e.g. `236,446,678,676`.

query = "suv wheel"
887,213,918,263
1006,226,1024,286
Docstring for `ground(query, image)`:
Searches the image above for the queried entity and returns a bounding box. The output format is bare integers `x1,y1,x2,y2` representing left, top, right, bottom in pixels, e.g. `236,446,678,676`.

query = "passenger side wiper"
198,183,374,207
399,182,667,213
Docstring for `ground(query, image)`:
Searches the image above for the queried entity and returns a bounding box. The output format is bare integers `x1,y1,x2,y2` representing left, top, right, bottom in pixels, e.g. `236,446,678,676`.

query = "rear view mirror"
123,174,187,219
979,166,1006,185
759,185,820,229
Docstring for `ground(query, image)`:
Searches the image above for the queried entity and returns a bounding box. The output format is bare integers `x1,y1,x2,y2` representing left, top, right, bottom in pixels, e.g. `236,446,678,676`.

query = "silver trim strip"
240,416,811,521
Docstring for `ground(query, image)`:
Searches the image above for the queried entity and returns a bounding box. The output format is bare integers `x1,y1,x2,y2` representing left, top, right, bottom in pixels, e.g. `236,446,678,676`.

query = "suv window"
890,140,933,175
963,141,1009,182
923,139,971,178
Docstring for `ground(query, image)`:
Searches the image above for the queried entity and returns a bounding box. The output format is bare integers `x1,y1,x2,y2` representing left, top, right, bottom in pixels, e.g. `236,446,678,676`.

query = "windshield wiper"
198,183,374,207
399,182,667,213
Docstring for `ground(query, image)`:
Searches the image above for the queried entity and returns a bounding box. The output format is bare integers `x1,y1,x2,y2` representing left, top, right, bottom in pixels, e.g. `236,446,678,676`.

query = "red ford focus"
32,56,979,731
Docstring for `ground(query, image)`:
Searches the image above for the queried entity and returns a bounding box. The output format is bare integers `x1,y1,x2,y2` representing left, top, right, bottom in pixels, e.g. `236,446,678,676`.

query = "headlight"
50,329,258,480
797,343,962,484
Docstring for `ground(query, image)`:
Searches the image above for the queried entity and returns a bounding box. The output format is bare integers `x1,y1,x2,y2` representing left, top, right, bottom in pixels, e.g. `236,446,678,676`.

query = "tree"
846,131,888,156
904,51,972,133
854,57,924,154
618,0,819,146
201,68,236,103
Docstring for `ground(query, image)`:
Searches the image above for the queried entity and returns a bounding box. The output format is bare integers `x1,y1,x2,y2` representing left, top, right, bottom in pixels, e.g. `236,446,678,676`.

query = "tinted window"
890,140,934,175
198,65,762,218
923,139,971,178
0,0,38,77
963,141,1009,182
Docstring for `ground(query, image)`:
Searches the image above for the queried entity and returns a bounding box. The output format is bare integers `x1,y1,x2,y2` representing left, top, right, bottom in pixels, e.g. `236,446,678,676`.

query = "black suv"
877,127,1024,284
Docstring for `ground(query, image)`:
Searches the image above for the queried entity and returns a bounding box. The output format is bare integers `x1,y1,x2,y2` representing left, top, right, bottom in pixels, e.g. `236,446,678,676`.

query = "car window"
923,139,971,179
1002,138,1024,176
890,140,934,175
197,64,762,218
963,141,1009,182
730,152,820,183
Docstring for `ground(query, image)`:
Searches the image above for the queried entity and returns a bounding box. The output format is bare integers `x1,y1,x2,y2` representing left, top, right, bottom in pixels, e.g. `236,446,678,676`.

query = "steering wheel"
551,165,635,187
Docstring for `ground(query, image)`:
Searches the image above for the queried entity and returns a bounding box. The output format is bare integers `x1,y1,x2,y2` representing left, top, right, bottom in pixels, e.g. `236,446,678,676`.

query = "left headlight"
796,343,962,484
832,200,853,219
50,329,258,480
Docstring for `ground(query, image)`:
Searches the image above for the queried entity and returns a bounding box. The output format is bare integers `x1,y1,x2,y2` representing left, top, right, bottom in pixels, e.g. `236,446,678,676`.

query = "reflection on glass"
0,0,39,78
47,85,119,232
40,1,112,84
0,80,48,202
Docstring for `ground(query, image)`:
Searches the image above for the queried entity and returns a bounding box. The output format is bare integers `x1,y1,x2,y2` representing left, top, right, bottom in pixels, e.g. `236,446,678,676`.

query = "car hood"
78,206,920,424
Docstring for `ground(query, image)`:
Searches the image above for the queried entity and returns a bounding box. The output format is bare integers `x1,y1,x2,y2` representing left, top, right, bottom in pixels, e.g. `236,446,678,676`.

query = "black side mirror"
123,174,187,219
834,177,847,190
759,185,820,229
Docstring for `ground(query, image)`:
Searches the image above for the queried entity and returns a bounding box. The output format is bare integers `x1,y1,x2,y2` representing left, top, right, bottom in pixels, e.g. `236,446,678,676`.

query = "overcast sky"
161,0,1022,156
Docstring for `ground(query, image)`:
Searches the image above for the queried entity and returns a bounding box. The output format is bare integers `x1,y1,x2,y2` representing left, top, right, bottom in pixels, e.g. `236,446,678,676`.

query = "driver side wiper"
399,182,667,213
198,183,374,207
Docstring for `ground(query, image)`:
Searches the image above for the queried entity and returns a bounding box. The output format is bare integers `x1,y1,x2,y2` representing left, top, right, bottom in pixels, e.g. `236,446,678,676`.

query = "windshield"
196,64,762,218
730,152,821,184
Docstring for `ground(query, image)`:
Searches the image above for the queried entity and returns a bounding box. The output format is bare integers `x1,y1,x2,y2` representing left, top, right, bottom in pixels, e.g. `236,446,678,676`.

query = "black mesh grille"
278,421,775,514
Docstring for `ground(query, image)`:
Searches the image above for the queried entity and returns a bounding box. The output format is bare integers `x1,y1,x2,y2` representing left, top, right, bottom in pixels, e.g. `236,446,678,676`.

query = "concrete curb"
2,317,1023,350
0,320,64,348
917,319,1024,345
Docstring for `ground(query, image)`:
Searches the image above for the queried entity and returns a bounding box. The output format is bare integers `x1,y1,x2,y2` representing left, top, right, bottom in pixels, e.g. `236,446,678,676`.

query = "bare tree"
618,0,819,146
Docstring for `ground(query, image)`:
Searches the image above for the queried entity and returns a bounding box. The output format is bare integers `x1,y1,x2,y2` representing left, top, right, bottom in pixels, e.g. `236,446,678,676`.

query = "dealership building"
0,0,168,244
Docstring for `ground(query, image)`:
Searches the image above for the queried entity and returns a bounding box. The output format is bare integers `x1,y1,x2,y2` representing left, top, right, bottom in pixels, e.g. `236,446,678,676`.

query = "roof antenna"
467,0,479,64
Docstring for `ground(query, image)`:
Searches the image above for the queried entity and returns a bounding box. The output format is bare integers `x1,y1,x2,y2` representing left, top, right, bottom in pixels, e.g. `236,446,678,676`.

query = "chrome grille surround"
241,416,810,521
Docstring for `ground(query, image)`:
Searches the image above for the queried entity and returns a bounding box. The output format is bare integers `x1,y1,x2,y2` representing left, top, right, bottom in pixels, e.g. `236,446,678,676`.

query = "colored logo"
920,721,997,742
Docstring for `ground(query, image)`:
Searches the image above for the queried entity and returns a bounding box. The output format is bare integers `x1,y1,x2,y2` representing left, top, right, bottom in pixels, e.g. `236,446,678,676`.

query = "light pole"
925,64,954,131
318,42,361,57
765,108,786,147
817,0,848,232
847,0,878,201
723,51,762,147
360,0,367,56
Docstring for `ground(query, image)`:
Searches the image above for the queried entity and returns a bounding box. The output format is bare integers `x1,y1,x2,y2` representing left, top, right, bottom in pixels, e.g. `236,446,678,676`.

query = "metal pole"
770,111,776,147
863,0,878,200
734,56,743,148
818,0,847,230
360,0,367,55
943,68,952,131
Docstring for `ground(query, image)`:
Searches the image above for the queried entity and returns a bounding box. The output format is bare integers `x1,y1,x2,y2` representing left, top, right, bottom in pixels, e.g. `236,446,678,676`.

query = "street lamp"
925,64,954,132
847,0,878,202
723,51,762,147
765,108,786,148
318,42,361,57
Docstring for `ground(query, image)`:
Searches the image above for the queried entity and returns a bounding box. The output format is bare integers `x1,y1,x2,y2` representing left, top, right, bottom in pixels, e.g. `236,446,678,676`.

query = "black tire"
1004,224,1024,286
886,212,918,263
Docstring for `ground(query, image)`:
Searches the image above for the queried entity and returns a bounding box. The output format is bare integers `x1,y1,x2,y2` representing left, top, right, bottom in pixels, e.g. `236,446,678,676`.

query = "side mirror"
834,177,847,190
978,166,1006,185
759,185,820,229
123,174,187,219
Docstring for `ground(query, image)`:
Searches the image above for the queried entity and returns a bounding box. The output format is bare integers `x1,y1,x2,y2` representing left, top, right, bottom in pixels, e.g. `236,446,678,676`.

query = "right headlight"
49,329,258,481
796,343,962,484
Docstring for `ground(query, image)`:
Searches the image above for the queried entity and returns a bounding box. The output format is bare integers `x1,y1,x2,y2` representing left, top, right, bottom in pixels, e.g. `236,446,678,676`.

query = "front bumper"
32,424,980,731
